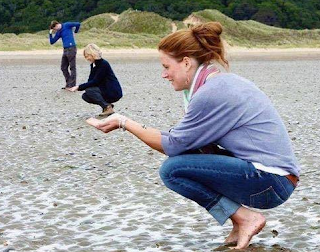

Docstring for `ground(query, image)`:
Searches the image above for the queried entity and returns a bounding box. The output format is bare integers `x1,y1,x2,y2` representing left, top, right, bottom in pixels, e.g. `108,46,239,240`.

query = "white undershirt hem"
252,162,290,176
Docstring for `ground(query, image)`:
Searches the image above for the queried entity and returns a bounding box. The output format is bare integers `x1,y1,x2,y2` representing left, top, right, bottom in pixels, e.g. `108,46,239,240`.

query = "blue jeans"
159,154,295,225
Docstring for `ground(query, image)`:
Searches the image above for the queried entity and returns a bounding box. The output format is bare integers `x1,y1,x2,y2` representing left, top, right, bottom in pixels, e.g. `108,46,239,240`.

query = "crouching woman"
68,43,122,117
86,22,300,249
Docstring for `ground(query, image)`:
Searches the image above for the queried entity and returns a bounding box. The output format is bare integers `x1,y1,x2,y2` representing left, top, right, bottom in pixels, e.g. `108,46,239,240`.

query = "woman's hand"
86,114,164,153
67,86,79,92
86,113,125,133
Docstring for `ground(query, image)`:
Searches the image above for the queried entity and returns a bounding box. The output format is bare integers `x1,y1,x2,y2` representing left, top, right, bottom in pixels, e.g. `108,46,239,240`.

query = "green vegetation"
0,30,160,51
1,9,320,51
81,13,115,31
193,9,320,48
108,9,172,35
1,0,320,34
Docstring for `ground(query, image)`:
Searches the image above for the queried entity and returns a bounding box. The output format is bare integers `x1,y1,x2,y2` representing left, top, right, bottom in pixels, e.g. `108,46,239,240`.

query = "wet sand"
1,47,320,61
0,51,319,252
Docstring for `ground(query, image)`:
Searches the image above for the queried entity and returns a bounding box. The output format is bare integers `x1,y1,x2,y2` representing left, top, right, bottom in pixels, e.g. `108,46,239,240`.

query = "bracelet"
118,116,128,131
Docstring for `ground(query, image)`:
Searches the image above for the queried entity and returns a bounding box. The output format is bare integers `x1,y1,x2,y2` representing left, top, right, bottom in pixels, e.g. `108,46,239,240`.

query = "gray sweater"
161,73,300,177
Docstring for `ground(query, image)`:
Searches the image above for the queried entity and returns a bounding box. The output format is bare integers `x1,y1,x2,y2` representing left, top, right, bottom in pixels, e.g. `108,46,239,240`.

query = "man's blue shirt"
49,22,80,48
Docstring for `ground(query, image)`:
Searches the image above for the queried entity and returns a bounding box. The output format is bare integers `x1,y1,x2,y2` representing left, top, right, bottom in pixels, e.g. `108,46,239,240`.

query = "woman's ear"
182,56,192,70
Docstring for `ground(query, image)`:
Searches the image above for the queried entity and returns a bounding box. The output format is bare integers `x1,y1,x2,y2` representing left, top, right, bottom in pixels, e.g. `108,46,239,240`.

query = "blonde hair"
83,43,102,60
158,22,228,69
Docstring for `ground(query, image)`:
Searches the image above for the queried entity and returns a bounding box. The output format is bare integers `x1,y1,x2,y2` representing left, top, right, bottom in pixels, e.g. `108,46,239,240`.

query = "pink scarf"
192,65,220,95
184,64,220,113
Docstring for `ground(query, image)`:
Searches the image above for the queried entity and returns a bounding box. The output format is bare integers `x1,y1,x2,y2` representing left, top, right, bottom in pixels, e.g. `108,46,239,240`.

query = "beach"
2,47,320,60
0,48,319,252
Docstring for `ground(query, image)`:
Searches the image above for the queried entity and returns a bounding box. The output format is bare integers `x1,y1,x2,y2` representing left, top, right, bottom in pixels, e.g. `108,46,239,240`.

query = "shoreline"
1,47,320,60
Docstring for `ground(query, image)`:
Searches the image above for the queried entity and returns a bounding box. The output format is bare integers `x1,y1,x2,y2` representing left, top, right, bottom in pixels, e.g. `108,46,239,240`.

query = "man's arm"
74,22,81,33
49,31,60,45
65,22,81,33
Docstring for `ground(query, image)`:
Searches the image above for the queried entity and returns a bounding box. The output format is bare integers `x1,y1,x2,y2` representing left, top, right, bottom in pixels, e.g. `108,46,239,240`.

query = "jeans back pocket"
250,186,285,209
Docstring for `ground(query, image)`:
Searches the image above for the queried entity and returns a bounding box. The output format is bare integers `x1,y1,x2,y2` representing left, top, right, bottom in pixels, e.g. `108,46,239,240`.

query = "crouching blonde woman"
68,43,122,117
86,22,300,249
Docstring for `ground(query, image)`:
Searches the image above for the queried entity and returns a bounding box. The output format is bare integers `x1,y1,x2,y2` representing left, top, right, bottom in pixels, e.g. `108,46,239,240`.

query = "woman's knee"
82,92,91,103
159,156,182,182
82,88,96,99
82,92,88,99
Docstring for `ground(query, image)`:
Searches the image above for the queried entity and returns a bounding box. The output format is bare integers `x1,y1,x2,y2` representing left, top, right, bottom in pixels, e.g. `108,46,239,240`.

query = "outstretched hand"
67,86,79,92
86,113,125,133
87,113,163,153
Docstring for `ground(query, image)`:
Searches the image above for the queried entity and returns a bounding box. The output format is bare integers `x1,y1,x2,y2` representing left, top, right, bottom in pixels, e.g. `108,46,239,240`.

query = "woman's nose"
162,71,168,78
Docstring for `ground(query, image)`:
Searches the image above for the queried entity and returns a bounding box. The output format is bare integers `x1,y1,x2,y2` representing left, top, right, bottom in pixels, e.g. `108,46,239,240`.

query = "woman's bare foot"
225,220,239,245
229,206,266,249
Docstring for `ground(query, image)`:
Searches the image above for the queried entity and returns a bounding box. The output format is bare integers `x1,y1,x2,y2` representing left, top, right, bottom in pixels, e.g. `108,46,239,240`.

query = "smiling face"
159,50,198,91
84,53,95,63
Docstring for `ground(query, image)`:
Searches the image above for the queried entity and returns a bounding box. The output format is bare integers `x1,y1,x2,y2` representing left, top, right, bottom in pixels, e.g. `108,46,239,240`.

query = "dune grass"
81,13,116,31
193,9,320,48
108,9,172,36
1,8,320,51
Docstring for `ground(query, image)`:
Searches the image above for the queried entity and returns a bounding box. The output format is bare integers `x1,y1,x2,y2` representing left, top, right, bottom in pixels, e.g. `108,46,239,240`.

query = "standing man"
49,20,81,89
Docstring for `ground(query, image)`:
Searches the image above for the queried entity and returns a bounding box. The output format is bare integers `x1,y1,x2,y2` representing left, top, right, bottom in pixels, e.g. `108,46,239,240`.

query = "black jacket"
79,58,122,102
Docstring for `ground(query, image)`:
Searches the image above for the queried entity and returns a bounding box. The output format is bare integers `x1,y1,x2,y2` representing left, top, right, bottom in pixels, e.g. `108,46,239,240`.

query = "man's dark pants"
61,46,77,88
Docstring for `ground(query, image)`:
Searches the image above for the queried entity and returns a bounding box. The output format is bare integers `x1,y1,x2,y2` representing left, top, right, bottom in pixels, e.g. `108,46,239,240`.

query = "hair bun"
192,22,222,36
206,22,222,36
158,21,228,69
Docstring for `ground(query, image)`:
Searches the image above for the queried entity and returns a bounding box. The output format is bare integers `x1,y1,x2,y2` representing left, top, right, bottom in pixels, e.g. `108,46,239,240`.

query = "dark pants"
61,46,77,87
82,87,110,109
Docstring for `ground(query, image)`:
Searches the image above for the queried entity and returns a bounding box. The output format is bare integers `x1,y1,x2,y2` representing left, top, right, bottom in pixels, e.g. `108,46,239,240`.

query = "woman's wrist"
116,116,148,133
118,115,128,131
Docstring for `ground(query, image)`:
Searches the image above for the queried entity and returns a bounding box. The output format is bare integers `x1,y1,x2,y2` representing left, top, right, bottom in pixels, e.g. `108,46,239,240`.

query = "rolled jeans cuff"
208,196,241,225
